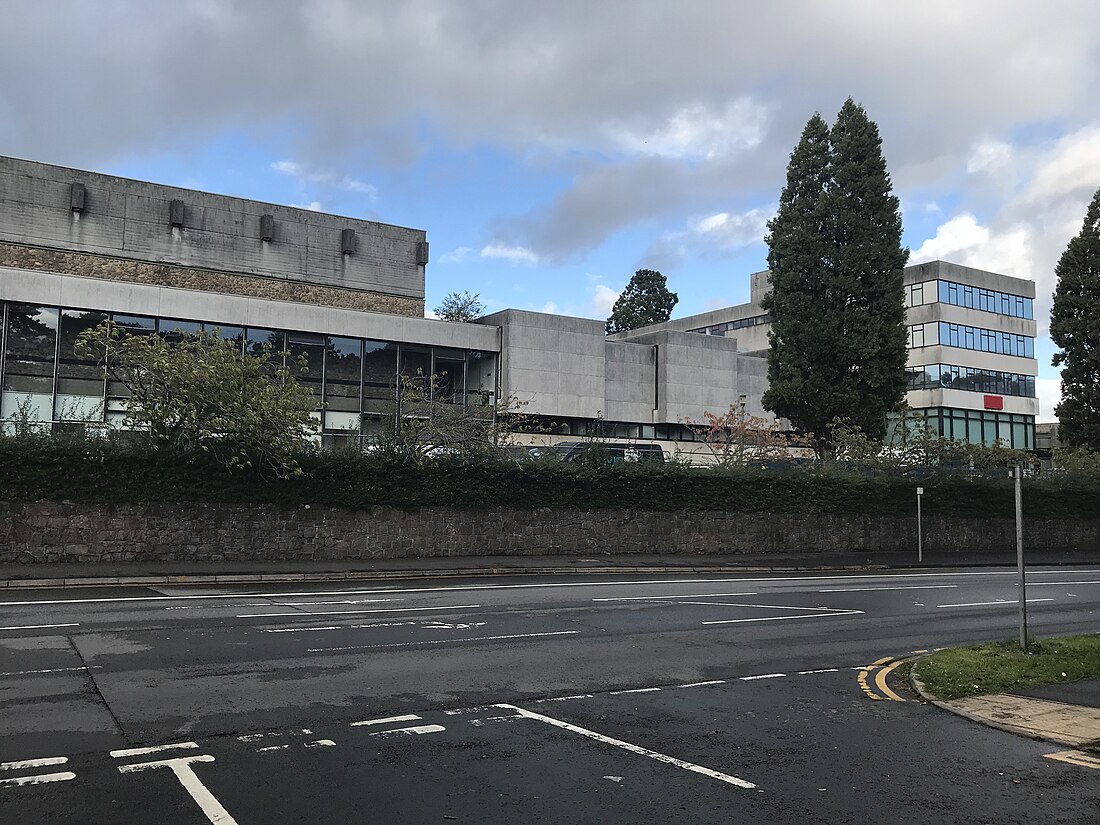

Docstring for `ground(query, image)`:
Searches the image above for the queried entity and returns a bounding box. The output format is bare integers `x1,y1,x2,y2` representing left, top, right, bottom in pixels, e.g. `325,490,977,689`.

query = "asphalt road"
1,566,1099,823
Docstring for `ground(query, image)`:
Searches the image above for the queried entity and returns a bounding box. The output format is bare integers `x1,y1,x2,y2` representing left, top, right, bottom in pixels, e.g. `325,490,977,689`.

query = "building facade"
0,156,767,458
617,261,1040,450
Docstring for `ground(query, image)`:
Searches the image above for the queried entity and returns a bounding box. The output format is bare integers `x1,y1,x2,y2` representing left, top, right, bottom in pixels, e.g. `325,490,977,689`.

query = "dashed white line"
542,694,596,702
111,742,199,758
592,592,758,602
0,772,77,787
797,668,840,675
0,666,99,677
264,621,486,634
304,740,336,748
240,604,481,618
350,714,422,727
936,598,1055,608
677,680,727,688
256,745,289,753
817,585,959,592
0,623,79,631
368,724,446,737
1,756,68,770
496,704,756,789
703,611,863,625
307,630,579,653
609,687,661,695
740,673,786,681
119,755,239,825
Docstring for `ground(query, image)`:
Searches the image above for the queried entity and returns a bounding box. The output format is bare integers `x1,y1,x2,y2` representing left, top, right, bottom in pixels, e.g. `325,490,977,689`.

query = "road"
1,566,1098,823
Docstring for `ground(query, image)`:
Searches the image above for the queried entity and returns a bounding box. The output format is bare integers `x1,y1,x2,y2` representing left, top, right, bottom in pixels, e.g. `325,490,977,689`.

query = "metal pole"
1015,465,1027,650
917,489,923,563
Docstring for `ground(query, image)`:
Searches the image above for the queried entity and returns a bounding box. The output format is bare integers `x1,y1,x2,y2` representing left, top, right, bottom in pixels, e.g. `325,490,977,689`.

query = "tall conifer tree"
1051,186,1100,450
763,100,909,458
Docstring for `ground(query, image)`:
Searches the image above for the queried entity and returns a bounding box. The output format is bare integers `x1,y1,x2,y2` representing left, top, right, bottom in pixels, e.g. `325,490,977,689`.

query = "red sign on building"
983,395,1004,410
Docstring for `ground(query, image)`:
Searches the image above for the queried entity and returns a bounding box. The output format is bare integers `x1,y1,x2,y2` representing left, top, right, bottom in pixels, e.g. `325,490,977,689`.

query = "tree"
605,269,678,334
434,291,485,322
762,100,909,459
75,321,318,476
1051,186,1100,450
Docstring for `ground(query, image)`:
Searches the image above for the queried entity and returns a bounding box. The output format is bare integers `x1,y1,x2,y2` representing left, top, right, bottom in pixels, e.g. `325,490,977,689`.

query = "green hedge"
1,438,1098,519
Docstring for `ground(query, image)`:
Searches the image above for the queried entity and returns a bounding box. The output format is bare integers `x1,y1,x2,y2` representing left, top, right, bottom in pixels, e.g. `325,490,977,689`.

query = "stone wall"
2,500,1098,563
0,242,424,317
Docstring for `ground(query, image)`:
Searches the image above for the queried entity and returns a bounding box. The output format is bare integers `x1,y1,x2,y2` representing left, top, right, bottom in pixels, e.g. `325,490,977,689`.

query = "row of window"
907,322,1035,358
902,278,1029,316
915,407,1035,451
906,363,1036,398
687,314,771,337
0,302,498,433
905,279,1034,319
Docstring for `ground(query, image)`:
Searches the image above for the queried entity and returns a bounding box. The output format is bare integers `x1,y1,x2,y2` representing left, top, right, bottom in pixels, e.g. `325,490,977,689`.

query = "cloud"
438,246,473,264
541,301,558,314
608,98,771,160
289,200,324,211
1036,377,1062,423
271,159,377,196
966,139,1012,175
480,243,540,264
642,205,772,270
591,284,620,316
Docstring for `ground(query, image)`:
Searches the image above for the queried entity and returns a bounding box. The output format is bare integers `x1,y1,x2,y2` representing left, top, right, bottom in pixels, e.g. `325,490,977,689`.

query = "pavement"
3,547,1100,588
3,565,1100,822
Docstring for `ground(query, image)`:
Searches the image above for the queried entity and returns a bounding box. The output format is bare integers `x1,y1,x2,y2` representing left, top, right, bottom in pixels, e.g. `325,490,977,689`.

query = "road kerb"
910,660,1100,748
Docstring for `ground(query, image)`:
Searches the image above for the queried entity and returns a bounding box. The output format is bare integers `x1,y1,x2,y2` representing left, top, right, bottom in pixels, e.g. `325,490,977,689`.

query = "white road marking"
0,772,76,787
797,668,840,675
703,611,863,626
305,740,336,748
240,604,481,618
350,714,422,727
5,568,1100,608
541,694,595,702
1025,581,1100,586
119,755,239,825
0,623,79,631
275,599,397,606
236,734,265,742
496,704,756,789
592,592,758,601
256,745,288,752
110,742,198,758
936,599,1055,608
308,629,579,654
740,673,786,681
263,621,487,634
0,666,100,677
609,687,661,695
817,585,958,592
368,724,446,737
677,680,727,688
1,756,68,770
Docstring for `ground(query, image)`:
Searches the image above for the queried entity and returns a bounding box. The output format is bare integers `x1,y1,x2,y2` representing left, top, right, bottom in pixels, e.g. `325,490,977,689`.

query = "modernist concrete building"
618,261,1040,450
0,156,768,458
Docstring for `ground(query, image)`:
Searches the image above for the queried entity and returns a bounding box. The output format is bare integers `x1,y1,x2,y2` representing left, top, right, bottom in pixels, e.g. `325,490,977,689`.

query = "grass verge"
915,634,1100,701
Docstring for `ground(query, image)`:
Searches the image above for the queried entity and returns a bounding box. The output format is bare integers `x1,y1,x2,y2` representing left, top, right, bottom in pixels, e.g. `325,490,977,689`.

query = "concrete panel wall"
604,341,655,422
0,156,426,302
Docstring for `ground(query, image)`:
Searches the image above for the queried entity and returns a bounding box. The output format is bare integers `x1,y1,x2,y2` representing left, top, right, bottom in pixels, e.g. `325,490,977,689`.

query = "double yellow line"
857,656,906,702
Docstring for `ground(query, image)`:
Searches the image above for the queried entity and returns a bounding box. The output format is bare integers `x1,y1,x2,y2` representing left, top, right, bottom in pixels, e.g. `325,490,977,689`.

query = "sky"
3,1,1099,422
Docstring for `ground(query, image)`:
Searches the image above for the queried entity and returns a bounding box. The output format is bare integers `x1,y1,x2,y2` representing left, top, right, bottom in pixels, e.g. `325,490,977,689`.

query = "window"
324,337,361,412
362,341,398,413
936,322,1034,357
2,304,58,423
934,279,1033,319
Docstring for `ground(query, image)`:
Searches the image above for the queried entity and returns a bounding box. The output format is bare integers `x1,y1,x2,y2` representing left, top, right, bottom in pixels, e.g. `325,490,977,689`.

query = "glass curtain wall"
0,301,497,446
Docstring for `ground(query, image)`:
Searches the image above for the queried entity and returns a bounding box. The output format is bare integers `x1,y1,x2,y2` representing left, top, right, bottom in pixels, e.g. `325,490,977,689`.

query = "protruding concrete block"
415,241,429,265
169,199,185,228
260,213,275,242
70,182,86,213
341,228,357,255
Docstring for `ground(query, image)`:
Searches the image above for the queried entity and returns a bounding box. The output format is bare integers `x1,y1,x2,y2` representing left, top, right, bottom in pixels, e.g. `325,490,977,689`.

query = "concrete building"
0,156,766,458
616,261,1040,450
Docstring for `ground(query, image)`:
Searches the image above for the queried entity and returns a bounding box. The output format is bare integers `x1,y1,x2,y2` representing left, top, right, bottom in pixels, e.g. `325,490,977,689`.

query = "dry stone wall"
2,500,1098,564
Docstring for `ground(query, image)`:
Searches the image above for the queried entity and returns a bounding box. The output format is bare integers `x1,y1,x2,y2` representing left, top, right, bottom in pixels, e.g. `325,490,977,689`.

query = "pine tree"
1051,186,1100,450
763,100,909,458
606,270,678,334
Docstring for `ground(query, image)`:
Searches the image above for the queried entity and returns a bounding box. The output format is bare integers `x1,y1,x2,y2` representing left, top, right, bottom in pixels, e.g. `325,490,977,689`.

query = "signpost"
1013,465,1027,650
916,487,924,563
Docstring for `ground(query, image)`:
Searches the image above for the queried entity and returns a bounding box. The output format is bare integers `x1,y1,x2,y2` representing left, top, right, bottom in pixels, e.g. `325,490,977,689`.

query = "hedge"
1,438,1098,519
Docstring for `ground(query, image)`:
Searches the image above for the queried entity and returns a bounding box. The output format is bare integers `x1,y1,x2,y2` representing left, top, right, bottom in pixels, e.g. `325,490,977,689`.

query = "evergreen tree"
606,269,678,334
1051,186,1100,450
763,100,909,458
